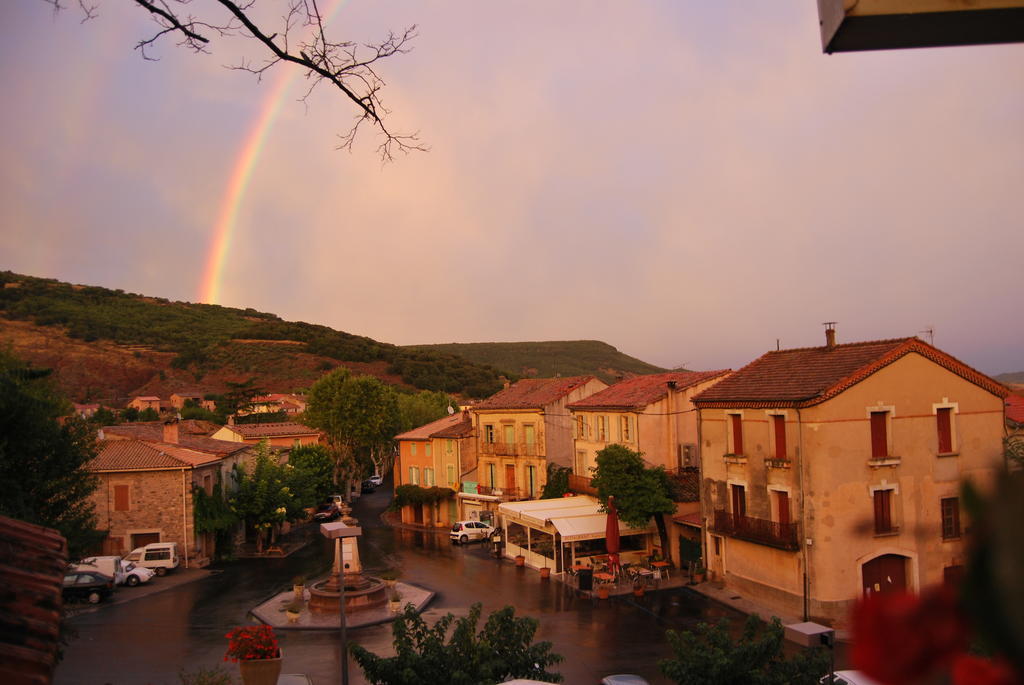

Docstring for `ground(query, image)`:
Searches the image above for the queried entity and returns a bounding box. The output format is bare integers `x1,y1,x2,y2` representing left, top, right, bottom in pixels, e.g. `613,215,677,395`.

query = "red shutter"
936,408,953,453
870,412,888,459
114,485,130,512
873,490,891,534
773,415,787,459
731,484,746,518
731,415,744,455
776,491,790,526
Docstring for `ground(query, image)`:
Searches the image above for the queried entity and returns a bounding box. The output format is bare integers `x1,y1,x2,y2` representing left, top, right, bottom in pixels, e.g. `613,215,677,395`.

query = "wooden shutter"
114,484,130,511
773,415,787,459
870,412,888,458
731,484,746,518
936,408,953,453
776,491,790,526
873,489,892,534
730,415,744,455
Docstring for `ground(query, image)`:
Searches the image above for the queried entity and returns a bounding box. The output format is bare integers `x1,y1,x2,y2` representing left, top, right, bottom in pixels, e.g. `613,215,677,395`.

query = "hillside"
403,340,669,385
995,371,1024,386
0,271,506,403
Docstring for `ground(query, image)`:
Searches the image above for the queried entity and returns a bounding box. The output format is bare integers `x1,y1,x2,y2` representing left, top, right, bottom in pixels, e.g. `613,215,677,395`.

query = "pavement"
64,566,212,617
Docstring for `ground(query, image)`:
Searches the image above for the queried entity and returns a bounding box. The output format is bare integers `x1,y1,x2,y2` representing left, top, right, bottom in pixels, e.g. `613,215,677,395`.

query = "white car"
368,474,384,486
821,671,881,685
450,520,495,544
123,561,156,587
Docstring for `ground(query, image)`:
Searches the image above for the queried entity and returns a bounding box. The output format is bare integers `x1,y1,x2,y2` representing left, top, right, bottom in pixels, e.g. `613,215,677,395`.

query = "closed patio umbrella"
605,496,621,579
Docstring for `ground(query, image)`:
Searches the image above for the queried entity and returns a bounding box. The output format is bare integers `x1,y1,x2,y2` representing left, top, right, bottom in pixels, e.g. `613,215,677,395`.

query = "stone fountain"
307,512,387,614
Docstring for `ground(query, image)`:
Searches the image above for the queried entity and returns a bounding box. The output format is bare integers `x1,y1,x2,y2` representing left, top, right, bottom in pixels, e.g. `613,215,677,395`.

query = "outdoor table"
651,561,671,579
593,572,615,585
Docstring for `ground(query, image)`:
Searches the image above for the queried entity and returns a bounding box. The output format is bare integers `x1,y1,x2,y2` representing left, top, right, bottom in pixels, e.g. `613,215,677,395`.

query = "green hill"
996,371,1024,386
403,340,669,385
0,271,505,399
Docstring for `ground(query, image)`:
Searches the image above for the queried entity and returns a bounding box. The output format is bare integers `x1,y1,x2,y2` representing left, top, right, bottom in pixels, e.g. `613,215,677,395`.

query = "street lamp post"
320,522,363,685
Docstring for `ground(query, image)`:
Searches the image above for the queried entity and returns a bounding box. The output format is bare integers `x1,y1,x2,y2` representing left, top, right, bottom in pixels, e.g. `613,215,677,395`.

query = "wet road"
56,484,746,684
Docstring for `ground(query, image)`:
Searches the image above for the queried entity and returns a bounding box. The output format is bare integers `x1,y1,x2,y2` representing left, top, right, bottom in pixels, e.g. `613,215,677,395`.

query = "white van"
123,542,180,575
72,556,127,586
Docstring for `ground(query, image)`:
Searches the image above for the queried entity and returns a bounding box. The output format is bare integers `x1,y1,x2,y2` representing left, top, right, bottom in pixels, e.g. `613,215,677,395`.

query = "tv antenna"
919,326,935,345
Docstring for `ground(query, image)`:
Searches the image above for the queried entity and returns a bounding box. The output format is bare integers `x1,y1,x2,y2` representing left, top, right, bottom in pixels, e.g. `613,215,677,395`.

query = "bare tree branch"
44,0,425,160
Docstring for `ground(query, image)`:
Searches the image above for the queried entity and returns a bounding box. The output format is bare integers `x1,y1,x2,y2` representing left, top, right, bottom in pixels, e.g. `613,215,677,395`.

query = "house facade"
567,370,730,567
127,396,161,412
470,376,607,507
692,331,1008,625
210,420,320,447
394,412,473,526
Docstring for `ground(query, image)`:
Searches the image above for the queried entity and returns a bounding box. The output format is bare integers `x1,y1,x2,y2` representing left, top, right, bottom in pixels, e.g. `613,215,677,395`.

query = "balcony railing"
568,474,598,496
479,441,542,457
473,485,530,501
711,510,799,551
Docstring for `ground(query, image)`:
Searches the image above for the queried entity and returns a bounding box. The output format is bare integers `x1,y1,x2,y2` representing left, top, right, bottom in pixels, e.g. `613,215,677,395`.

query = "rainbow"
197,0,347,305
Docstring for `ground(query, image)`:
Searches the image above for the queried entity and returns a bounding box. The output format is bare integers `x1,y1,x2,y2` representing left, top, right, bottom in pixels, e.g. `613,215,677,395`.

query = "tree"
540,462,571,499
397,390,458,432
229,441,296,553
138,407,160,422
47,0,423,160
589,444,676,554
286,444,335,505
304,369,402,484
659,614,830,685
0,350,101,557
89,406,118,426
350,603,563,684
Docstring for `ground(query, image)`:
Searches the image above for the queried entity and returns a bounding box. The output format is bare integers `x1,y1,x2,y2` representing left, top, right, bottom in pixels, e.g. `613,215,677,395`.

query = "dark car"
360,480,376,494
313,502,340,522
62,570,115,604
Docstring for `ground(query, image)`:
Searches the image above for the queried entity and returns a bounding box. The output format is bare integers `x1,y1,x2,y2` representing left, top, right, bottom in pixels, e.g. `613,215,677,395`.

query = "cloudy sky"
2,2,1022,375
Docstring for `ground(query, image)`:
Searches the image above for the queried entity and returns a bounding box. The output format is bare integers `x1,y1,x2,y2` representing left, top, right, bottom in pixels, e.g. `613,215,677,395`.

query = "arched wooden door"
862,554,908,596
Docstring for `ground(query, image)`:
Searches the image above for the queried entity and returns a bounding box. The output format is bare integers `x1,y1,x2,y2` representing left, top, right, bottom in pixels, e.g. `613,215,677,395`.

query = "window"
936,408,953,454
620,415,632,442
728,414,744,455
575,450,587,475
873,489,894,534
524,424,535,446
774,490,790,526
576,415,586,439
597,416,608,441
941,497,961,539
488,463,497,487
425,443,432,457
503,424,515,446
409,466,420,485
772,414,787,459
410,443,417,456
713,535,722,555
114,484,130,511
870,411,889,459
424,468,434,487
447,439,455,454
484,425,496,443
730,484,746,518
678,444,696,468
446,464,456,487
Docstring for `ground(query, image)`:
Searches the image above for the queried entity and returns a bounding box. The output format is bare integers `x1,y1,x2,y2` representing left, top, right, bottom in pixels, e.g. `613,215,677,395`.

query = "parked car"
368,474,384,486
123,561,156,587
450,520,495,544
123,542,180,576
314,502,341,522
62,570,115,604
361,479,376,494
601,676,651,685
71,555,126,585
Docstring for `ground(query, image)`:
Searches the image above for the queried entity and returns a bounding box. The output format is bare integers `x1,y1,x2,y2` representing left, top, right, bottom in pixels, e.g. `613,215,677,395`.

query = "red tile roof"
89,440,221,471
0,516,67,685
693,337,1008,408
568,370,730,410
1007,395,1024,425
222,422,319,439
395,412,469,441
432,414,474,439
473,376,598,410
102,424,248,456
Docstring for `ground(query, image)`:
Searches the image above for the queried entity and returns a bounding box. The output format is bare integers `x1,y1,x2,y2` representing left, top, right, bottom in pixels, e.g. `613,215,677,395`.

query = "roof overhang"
498,496,656,541
818,0,1024,53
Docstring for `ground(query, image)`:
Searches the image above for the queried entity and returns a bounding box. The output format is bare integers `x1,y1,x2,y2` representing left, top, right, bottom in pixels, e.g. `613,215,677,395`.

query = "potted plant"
379,569,400,588
224,624,281,685
387,589,402,612
633,579,645,597
597,585,610,600
514,554,526,567
291,575,305,601
284,600,302,624
540,565,551,579
692,565,707,584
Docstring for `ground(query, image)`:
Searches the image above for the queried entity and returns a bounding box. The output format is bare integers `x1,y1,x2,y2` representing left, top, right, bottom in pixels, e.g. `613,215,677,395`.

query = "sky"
1,2,1022,376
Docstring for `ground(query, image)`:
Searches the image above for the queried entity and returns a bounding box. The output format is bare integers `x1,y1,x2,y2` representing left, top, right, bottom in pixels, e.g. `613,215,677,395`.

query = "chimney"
500,376,510,390
163,419,179,444
824,322,837,349
228,414,235,426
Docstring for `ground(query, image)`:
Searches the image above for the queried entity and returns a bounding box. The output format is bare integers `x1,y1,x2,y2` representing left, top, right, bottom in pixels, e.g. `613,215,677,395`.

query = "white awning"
498,495,656,541
550,513,656,542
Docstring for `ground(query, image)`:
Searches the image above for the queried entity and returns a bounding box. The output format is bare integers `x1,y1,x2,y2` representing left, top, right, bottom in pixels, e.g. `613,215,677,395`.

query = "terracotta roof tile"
223,422,319,438
102,424,247,456
0,516,67,685
693,337,1008,408
1007,394,1024,425
89,440,221,471
568,370,730,410
395,412,468,441
473,376,598,410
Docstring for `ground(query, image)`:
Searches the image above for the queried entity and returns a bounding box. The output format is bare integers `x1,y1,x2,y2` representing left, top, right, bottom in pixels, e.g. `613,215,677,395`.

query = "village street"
55,484,811,685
